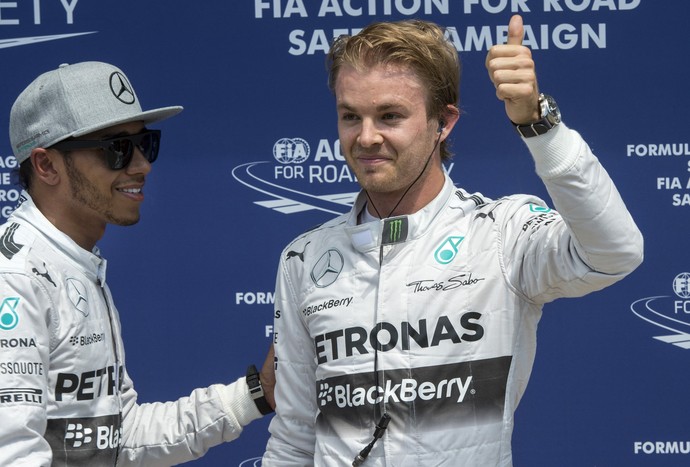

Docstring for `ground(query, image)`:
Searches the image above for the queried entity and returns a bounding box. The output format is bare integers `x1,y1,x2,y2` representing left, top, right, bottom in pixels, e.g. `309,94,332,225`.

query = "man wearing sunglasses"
0,61,274,465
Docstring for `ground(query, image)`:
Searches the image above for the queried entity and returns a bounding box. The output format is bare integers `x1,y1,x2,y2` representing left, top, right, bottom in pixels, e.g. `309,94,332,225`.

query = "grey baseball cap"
9,61,183,164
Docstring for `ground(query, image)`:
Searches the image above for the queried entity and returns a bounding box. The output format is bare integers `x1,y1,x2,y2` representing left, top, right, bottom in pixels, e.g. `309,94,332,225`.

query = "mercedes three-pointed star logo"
66,278,89,317
109,71,136,105
310,249,344,288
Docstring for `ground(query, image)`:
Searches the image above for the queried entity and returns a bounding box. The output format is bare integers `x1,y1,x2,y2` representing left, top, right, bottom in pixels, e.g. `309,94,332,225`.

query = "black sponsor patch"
316,356,511,434
382,217,408,245
45,414,122,465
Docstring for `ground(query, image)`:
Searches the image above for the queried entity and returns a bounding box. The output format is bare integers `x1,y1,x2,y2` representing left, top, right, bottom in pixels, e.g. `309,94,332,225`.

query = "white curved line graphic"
238,457,262,467
630,296,690,333
231,161,352,215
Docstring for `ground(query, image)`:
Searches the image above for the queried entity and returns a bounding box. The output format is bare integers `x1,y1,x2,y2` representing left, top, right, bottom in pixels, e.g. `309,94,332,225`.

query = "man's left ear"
31,148,61,186
438,105,460,135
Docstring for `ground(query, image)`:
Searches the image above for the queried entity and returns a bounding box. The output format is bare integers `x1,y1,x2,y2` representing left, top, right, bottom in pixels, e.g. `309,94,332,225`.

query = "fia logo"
673,272,690,299
273,138,310,164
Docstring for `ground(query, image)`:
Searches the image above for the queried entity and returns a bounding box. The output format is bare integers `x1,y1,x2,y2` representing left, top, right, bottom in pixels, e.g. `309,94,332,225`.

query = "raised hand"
485,15,540,125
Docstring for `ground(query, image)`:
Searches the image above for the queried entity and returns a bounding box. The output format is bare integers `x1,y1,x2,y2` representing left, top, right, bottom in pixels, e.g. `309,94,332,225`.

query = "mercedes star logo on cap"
109,71,136,104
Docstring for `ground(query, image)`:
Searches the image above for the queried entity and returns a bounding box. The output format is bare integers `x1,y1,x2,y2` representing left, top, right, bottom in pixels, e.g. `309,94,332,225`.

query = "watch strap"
246,364,273,415
513,93,560,138
514,121,554,138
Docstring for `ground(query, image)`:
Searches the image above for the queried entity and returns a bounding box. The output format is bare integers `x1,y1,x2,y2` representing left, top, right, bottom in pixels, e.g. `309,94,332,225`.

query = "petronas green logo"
434,236,464,264
529,204,551,213
0,297,20,330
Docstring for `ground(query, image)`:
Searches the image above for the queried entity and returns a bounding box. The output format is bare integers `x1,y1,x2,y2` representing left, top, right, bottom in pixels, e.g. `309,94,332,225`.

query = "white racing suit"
0,192,262,466
263,124,643,466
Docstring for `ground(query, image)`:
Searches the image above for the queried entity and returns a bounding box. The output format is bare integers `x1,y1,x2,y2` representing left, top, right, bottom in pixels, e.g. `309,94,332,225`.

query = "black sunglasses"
51,129,161,170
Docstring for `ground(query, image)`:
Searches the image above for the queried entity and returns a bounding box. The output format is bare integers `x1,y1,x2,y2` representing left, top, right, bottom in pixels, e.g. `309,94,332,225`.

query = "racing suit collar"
346,174,456,253
10,190,107,284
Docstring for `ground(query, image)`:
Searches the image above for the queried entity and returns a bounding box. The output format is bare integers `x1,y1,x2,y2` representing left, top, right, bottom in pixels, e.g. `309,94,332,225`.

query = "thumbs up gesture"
485,15,540,125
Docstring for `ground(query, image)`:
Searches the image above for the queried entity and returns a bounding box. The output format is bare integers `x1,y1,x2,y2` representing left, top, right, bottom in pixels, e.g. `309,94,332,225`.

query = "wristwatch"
246,364,273,415
513,93,561,138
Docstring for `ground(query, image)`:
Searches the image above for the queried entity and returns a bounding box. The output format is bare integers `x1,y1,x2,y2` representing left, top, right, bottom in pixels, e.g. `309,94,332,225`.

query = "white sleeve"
117,372,262,466
262,257,317,466
502,123,643,303
0,272,53,467
527,123,643,274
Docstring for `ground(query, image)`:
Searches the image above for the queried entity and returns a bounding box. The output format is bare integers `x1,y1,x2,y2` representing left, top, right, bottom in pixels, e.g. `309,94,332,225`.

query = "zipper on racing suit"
98,275,123,466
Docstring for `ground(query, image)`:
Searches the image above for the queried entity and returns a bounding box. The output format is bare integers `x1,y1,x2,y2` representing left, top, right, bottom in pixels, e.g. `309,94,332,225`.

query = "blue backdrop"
1,1,688,465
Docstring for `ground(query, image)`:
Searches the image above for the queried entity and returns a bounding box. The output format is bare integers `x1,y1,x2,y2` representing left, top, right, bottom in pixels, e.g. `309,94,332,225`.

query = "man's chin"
109,214,141,227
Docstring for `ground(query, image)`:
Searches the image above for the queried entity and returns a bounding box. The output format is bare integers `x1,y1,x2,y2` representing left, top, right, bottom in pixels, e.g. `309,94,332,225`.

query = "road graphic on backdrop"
232,161,356,215
630,295,690,350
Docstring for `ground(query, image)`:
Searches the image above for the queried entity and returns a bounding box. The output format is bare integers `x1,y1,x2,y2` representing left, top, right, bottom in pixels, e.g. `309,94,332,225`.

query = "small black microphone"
352,413,391,466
